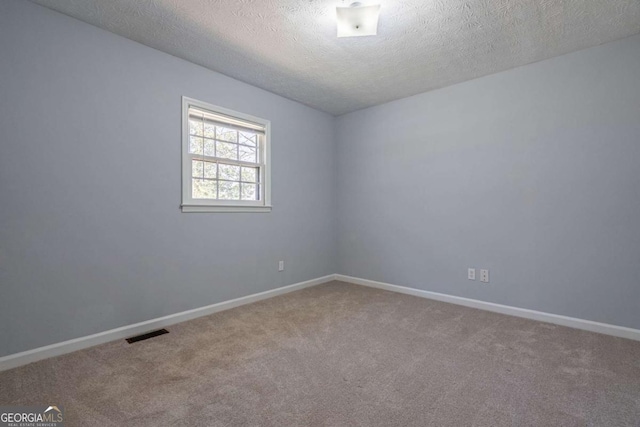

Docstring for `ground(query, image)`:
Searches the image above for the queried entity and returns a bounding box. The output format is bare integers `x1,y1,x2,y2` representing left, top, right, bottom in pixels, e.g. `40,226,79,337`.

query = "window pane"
219,164,240,181
216,126,237,143
216,141,238,160
241,167,257,182
189,136,203,155
204,139,215,157
241,183,258,200
189,119,203,136
192,179,217,199
192,160,204,178
239,145,257,163
204,162,217,179
218,181,240,200
185,102,268,209
239,132,257,147
204,122,215,138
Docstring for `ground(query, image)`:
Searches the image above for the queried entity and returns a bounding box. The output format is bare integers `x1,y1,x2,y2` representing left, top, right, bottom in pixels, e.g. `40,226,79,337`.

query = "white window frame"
181,96,272,213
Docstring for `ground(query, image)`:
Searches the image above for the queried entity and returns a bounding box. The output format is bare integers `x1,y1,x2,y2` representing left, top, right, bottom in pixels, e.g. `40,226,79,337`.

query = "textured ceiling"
29,0,640,115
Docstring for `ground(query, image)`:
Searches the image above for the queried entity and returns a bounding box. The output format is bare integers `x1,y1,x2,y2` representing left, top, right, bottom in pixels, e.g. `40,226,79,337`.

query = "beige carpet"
2,281,640,426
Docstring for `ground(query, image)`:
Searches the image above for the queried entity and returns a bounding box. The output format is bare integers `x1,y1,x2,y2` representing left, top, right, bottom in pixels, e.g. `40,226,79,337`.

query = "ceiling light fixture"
336,2,381,38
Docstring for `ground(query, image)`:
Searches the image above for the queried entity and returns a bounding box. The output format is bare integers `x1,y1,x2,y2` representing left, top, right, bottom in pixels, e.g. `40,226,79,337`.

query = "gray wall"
0,0,337,357
2,0,639,358
336,34,640,330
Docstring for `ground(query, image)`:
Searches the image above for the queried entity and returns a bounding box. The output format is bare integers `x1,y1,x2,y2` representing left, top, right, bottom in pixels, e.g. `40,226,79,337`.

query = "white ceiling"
30,0,640,115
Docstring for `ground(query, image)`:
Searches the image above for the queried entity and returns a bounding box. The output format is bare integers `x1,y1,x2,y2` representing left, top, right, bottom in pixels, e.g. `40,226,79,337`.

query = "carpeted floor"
2,281,640,426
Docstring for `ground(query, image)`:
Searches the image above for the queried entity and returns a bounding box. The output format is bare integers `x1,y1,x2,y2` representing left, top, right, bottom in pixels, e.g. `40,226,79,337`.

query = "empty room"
1,0,639,425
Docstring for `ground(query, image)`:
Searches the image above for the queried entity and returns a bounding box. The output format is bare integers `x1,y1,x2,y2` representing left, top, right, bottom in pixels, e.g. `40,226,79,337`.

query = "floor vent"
126,329,169,344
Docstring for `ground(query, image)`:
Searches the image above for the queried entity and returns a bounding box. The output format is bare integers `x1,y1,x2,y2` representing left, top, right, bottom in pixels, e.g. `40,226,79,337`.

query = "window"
181,97,271,212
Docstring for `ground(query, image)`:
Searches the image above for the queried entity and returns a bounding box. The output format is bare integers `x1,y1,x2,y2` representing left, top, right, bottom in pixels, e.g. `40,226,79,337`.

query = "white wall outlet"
468,268,476,280
480,269,489,283
278,261,284,271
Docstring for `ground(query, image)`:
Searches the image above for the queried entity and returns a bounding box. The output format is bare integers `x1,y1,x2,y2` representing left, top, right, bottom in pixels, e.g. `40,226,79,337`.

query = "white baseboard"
4,273,638,372
0,274,336,372
335,274,640,342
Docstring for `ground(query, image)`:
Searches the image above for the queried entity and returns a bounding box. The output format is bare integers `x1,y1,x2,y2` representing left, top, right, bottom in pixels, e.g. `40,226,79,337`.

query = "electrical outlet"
278,261,284,271
468,268,476,280
480,269,489,283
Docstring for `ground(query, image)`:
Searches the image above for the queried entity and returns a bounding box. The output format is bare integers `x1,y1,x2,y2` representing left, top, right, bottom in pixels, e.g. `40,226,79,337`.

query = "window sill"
181,204,272,213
